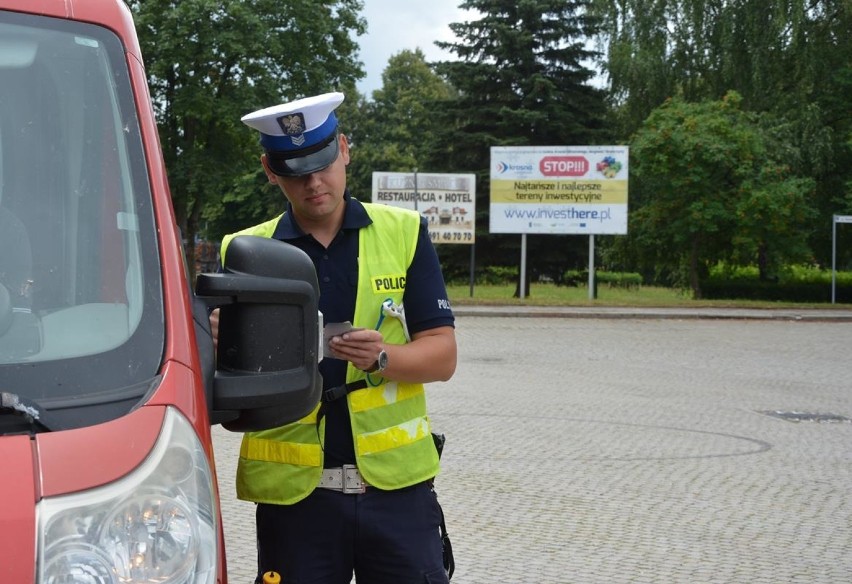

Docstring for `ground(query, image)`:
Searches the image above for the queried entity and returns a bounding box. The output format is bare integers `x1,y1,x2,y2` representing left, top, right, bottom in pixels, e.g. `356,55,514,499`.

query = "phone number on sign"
430,231,474,242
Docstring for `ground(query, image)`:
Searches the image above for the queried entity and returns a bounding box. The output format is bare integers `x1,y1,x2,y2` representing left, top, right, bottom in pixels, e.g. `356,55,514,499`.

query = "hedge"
562,270,643,289
701,279,852,303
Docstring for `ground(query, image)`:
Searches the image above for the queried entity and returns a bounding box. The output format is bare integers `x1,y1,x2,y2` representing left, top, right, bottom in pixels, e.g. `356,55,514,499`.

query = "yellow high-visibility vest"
227,203,439,504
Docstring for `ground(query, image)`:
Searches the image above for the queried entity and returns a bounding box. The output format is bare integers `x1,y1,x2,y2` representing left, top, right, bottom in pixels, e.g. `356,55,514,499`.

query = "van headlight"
38,407,217,584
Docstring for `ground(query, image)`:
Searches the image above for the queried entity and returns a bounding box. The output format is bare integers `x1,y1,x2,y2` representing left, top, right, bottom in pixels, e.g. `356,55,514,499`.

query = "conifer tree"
433,0,609,294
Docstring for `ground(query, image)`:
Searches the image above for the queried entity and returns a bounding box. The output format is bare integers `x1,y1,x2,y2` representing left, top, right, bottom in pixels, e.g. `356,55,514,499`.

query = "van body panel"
0,0,140,47
0,434,37,583
36,405,164,498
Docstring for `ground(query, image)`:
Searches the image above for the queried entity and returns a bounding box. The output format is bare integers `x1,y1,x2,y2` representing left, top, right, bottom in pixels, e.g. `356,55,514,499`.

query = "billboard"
490,146,629,234
372,172,476,244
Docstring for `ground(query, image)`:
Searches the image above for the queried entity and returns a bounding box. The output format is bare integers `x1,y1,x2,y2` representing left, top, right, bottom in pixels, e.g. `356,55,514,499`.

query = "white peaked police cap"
241,92,345,177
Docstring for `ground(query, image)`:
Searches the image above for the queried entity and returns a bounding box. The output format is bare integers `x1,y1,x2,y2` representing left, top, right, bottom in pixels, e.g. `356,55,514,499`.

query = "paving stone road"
213,313,852,583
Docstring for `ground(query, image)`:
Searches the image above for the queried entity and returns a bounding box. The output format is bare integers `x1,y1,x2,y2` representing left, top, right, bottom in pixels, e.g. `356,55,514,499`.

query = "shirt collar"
271,190,372,241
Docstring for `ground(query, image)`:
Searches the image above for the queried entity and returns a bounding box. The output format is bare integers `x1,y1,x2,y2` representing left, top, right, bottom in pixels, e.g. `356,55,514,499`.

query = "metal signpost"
832,214,852,304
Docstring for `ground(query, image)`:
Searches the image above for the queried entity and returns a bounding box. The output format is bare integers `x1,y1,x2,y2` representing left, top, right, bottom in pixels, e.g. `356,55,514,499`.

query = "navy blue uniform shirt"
270,192,455,466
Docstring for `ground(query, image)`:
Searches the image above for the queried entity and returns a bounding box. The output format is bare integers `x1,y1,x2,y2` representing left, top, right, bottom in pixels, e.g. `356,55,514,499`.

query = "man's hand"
329,326,456,383
328,328,384,372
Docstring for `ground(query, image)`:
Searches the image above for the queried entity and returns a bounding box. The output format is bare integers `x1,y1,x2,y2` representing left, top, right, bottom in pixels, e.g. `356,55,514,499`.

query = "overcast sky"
355,1,477,97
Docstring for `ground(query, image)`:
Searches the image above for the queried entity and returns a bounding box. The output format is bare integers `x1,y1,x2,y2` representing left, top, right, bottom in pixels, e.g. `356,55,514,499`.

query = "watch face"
377,350,389,371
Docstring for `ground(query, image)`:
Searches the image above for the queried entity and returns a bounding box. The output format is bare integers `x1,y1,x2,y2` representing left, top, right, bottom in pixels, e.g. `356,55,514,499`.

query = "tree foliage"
432,0,610,291
437,0,607,157
124,0,366,278
592,0,851,269
623,92,815,297
124,0,852,293
592,0,849,130
345,49,454,202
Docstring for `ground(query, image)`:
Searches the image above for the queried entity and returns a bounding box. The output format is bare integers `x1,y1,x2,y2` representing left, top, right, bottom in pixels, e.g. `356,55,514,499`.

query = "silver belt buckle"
342,464,367,494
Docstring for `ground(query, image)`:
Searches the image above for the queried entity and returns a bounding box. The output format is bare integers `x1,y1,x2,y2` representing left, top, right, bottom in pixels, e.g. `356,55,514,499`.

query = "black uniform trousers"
254,481,448,584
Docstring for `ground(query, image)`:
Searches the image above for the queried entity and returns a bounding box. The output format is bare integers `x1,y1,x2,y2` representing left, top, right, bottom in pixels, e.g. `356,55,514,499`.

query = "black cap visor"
266,132,340,177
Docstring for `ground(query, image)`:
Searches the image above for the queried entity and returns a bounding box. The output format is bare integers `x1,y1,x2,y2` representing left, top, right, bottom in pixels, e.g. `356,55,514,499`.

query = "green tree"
125,0,366,279
592,0,846,131
345,49,454,201
592,0,850,269
625,92,815,297
433,0,609,295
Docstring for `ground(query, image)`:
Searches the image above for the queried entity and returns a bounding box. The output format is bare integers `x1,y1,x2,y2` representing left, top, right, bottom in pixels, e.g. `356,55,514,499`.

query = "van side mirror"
195,235,322,431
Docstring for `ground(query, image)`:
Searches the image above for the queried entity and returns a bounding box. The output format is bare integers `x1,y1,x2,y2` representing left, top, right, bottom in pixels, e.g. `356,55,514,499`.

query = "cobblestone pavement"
213,314,852,583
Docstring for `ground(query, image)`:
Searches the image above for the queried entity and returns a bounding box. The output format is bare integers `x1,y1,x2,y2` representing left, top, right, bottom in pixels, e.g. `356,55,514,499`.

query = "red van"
0,2,321,582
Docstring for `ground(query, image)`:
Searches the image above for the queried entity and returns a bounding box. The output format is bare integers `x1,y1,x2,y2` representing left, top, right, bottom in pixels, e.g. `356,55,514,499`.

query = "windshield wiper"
0,392,63,432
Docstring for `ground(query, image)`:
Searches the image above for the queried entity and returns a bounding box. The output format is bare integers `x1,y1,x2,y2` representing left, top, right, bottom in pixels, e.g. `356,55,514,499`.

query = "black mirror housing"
195,235,322,431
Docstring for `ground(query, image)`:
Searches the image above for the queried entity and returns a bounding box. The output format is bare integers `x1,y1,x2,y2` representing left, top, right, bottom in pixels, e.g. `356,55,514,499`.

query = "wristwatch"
367,349,388,373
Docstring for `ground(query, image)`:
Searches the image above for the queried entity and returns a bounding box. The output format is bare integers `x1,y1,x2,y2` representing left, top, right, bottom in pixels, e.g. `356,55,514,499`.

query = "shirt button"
323,276,330,283
322,254,329,260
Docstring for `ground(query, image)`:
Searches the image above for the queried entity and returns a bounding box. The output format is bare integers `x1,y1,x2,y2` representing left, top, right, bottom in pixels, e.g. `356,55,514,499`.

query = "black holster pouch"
432,432,446,458
431,432,455,581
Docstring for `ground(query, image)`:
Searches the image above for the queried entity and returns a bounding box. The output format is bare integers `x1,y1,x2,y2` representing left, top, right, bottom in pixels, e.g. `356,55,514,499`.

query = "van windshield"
0,12,163,430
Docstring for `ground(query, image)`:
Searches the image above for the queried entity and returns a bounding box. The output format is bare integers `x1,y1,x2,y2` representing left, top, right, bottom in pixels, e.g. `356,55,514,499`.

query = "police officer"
220,92,457,584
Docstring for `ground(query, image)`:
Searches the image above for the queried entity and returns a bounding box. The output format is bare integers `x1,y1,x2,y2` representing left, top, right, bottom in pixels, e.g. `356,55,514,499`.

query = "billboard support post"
470,244,475,298
833,216,837,304
520,234,528,299
413,168,418,213
588,235,596,300
832,215,852,304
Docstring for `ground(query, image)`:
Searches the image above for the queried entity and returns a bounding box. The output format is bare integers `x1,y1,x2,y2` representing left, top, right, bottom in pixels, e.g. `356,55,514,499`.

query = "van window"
0,11,163,429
